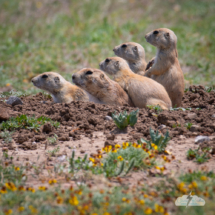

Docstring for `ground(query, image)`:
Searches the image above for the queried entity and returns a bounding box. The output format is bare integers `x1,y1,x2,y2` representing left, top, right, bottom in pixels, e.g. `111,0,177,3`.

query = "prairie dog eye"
42,74,48,78
153,30,159,35
121,44,127,48
86,71,93,75
105,58,110,63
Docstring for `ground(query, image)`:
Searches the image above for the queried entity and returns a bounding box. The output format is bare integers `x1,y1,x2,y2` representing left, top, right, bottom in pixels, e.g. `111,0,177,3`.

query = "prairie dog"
72,68,134,107
31,72,99,103
144,28,184,107
99,57,172,110
113,42,147,76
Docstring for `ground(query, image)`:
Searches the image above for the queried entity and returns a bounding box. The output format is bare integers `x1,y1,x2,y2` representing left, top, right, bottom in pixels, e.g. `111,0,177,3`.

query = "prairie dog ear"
115,61,120,70
165,32,170,39
54,76,60,84
133,46,138,52
100,73,105,79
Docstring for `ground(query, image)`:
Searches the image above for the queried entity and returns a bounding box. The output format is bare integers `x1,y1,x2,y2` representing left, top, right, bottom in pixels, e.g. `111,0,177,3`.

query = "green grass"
0,0,215,94
0,114,60,131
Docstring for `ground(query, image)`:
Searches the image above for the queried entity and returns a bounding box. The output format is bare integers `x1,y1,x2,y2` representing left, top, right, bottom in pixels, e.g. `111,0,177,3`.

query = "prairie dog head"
99,57,131,76
72,68,110,93
145,28,177,50
31,72,66,93
113,42,145,62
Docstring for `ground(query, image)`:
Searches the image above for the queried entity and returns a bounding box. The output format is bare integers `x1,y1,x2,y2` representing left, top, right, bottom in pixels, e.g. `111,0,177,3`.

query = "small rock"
179,135,186,140
158,124,166,130
8,140,17,150
187,113,197,120
57,155,66,162
195,136,210,144
212,114,215,118
80,150,85,154
6,96,23,106
190,125,200,132
105,116,112,121
59,135,70,141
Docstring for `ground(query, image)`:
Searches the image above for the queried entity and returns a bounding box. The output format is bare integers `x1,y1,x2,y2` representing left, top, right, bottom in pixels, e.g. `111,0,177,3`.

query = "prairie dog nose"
72,74,76,80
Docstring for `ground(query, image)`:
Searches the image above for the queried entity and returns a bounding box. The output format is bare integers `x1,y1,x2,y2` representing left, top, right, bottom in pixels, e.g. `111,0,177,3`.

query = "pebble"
195,136,210,144
6,96,23,106
105,116,112,121
57,155,66,162
158,124,166,130
190,125,200,132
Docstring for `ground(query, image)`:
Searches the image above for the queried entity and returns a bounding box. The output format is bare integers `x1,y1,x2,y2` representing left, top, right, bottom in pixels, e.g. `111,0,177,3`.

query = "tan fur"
72,68,134,107
113,42,146,76
144,28,184,107
99,57,172,110
31,72,94,103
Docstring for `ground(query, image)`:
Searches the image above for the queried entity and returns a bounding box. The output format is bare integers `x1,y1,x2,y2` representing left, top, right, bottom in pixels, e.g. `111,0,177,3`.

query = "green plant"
187,147,211,164
69,142,155,178
204,86,215,93
185,122,193,129
147,105,163,114
0,160,26,186
170,107,192,111
47,146,60,157
0,115,60,131
47,134,58,145
139,128,170,153
0,130,14,143
172,123,181,128
112,109,139,129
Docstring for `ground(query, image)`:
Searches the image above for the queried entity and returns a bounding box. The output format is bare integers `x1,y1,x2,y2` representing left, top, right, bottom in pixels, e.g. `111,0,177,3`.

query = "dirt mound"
0,86,214,151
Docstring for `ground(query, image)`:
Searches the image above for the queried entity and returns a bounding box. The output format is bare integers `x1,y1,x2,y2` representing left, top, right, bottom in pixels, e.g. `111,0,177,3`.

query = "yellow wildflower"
155,166,160,170
6,83,10,87
0,187,7,194
75,190,82,195
49,179,57,185
38,186,47,191
27,187,35,193
115,144,121,149
143,194,148,198
69,196,79,206
18,206,25,212
155,204,164,213
203,191,209,197
122,197,130,203
91,213,98,215
5,182,17,191
97,154,102,159
138,199,145,205
101,163,104,166
144,208,153,214
18,186,26,191
201,176,207,181
29,205,38,214
122,142,129,149
14,167,20,171
112,148,117,153
103,212,111,215
132,143,141,148
56,196,63,204
191,181,198,188
4,209,12,215
117,156,124,161
177,182,185,191
89,157,95,163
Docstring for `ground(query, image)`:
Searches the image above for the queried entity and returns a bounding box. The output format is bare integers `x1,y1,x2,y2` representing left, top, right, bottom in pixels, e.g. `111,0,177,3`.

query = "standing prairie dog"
144,28,184,107
31,72,100,103
99,57,172,110
72,68,134,107
113,42,147,76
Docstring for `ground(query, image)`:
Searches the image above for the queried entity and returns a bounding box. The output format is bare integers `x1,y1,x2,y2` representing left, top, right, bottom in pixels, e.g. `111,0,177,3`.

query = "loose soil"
0,85,215,188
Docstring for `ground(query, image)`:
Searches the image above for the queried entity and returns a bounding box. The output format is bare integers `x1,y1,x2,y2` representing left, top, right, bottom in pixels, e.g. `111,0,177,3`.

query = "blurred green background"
0,0,214,93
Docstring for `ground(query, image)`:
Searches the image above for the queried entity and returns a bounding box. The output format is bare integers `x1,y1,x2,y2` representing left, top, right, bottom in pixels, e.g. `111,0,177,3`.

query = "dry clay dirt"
0,85,215,188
